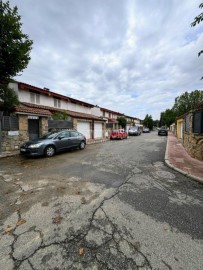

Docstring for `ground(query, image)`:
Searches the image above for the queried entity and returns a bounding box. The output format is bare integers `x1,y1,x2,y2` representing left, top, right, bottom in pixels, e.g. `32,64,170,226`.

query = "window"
30,92,40,104
54,98,61,108
185,115,189,132
57,131,70,138
193,110,203,134
2,116,19,131
70,131,79,137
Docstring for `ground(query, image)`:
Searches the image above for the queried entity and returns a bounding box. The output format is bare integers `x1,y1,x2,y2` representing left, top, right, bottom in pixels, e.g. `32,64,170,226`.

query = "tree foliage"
143,114,153,130
191,3,203,79
52,111,69,120
159,109,175,127
0,1,33,81
0,85,19,114
117,116,127,129
172,90,203,117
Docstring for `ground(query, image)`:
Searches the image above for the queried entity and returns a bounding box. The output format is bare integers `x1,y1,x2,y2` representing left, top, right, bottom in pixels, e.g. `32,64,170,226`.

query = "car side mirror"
58,136,64,140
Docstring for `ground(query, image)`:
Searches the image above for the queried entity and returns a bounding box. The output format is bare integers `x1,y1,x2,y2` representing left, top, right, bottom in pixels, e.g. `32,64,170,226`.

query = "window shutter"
2,116,19,131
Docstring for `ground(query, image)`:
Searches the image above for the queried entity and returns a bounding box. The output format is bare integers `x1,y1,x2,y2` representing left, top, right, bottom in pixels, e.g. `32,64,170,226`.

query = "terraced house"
0,82,140,153
1,82,106,153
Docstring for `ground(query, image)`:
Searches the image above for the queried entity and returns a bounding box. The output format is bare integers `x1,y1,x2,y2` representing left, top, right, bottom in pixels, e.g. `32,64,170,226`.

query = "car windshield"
130,127,138,130
39,131,59,140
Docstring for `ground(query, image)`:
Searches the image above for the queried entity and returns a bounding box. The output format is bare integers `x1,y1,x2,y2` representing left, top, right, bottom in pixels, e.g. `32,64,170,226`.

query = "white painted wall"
10,83,91,114
126,124,131,131
91,107,102,117
67,103,91,114
94,122,103,138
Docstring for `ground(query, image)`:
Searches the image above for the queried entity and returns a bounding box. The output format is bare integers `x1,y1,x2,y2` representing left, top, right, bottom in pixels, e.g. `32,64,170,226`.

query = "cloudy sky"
9,0,203,120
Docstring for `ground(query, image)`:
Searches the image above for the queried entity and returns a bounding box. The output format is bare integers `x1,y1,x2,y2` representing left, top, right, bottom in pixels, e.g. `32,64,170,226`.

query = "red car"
110,129,128,140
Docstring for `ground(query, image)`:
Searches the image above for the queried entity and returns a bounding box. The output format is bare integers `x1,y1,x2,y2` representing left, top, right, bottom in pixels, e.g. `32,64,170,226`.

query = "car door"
54,131,72,151
69,131,81,147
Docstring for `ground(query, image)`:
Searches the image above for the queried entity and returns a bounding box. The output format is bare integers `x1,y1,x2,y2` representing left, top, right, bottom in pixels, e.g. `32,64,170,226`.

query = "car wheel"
79,141,85,150
44,145,55,157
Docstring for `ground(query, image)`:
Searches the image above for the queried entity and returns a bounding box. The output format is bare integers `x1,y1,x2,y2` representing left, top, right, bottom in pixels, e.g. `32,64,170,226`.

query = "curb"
164,135,203,184
0,151,19,159
0,139,109,159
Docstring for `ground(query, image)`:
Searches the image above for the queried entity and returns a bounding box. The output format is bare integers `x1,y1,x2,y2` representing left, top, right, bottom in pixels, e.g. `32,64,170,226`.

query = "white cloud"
9,0,203,120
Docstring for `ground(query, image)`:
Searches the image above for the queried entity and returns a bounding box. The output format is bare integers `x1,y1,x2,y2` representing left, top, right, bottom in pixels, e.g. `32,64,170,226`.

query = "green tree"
159,109,175,127
191,3,203,79
153,119,160,128
143,114,153,130
117,116,127,129
0,1,33,81
172,90,203,117
0,85,19,114
52,112,68,120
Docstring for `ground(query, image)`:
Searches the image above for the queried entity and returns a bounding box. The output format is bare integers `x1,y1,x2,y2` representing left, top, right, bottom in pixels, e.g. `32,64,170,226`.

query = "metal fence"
1,116,19,131
48,119,73,130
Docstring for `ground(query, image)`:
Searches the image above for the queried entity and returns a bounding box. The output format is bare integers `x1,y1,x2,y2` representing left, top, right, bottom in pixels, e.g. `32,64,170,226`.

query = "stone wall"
183,112,203,161
1,115,29,152
39,117,49,135
1,115,49,153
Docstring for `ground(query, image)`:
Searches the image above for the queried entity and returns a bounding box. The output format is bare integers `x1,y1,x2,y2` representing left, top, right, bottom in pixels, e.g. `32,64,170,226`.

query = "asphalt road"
0,131,203,270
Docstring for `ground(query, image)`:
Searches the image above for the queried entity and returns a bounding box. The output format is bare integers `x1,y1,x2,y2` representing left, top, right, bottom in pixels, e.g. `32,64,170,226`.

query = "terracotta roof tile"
15,104,52,116
18,82,94,108
18,102,105,121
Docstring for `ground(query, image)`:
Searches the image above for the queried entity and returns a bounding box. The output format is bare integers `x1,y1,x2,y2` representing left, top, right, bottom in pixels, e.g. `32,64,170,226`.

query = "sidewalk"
165,131,203,183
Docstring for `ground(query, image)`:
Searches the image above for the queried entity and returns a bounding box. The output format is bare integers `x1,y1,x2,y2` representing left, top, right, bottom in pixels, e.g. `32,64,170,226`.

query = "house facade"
0,81,142,153
125,115,141,131
0,82,106,153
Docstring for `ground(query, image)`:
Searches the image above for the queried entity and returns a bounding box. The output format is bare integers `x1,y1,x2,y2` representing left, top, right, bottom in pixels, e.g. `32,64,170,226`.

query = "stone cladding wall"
183,112,203,161
1,115,49,152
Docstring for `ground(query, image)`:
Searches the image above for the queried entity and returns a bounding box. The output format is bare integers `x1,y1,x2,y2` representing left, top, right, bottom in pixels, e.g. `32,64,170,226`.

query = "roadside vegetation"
160,90,203,127
0,0,33,114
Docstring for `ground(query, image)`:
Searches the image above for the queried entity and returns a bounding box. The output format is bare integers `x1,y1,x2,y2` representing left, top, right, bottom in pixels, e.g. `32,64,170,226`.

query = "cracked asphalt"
0,131,203,270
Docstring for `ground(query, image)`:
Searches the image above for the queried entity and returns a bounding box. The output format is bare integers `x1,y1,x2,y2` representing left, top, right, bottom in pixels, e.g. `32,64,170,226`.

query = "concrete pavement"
165,131,203,183
1,131,203,184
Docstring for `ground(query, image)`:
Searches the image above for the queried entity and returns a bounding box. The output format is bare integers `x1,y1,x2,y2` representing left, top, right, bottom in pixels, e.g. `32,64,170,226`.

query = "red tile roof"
15,104,52,116
18,82,94,108
100,107,124,115
16,102,105,121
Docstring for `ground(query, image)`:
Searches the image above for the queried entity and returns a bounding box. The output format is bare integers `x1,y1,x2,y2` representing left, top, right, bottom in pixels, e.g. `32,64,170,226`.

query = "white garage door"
126,124,131,132
94,122,103,138
77,122,91,139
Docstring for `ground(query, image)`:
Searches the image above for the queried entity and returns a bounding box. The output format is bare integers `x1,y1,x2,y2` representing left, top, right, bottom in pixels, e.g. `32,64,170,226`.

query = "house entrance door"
28,119,39,140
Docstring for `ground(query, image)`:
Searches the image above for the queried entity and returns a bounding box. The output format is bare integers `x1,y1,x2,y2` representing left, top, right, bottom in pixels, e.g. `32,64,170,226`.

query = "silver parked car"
128,126,142,136
143,127,150,133
20,130,86,157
